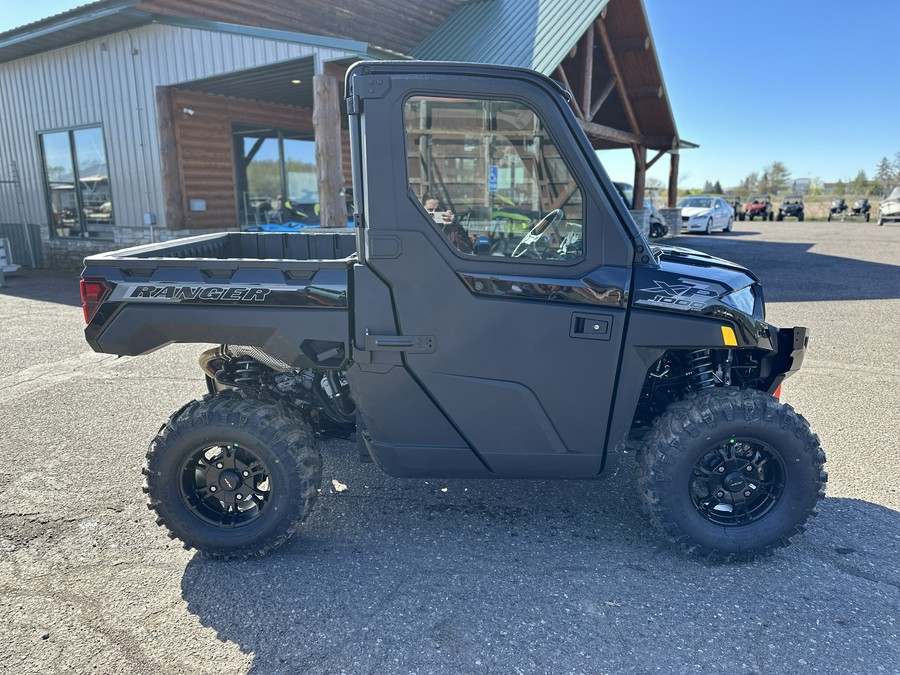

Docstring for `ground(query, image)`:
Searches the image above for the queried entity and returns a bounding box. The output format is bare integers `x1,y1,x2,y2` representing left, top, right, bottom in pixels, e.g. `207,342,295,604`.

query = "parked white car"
677,196,734,234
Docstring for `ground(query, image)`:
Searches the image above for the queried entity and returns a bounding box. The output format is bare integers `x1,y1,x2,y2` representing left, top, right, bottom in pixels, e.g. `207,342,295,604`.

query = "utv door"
347,62,638,478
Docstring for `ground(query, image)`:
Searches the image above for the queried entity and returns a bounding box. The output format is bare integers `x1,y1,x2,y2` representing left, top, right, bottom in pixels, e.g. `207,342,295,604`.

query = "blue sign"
488,165,498,192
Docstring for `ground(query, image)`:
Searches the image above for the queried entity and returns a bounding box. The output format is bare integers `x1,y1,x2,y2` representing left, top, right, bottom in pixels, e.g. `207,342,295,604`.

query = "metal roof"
175,56,317,108
0,3,369,64
411,0,609,75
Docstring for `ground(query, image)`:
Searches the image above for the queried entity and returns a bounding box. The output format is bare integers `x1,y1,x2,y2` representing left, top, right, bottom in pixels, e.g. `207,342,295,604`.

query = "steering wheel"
511,209,565,258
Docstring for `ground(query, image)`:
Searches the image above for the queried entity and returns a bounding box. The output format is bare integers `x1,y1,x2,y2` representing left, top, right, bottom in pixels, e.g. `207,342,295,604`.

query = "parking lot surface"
1,220,898,674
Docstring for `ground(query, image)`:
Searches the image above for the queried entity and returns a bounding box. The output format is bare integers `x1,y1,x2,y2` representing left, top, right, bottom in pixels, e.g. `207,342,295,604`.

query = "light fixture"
291,79,302,85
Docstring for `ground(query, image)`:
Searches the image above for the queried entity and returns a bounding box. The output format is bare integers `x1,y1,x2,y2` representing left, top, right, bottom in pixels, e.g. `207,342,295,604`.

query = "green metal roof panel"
410,0,610,75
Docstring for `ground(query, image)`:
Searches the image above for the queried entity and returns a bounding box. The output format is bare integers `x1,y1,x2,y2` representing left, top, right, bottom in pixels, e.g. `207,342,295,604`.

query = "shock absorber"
687,349,717,390
233,357,262,387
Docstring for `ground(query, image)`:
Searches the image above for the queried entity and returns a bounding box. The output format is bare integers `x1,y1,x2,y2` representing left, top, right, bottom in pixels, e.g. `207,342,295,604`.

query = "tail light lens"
773,384,783,399
80,278,110,324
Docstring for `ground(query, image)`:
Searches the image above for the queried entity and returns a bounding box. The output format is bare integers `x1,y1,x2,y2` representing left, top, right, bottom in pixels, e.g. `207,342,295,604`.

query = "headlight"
720,285,757,317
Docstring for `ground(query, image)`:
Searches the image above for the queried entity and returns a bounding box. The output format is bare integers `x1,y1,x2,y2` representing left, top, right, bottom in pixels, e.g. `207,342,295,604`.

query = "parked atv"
849,198,871,222
776,195,804,221
827,198,848,222
740,194,774,221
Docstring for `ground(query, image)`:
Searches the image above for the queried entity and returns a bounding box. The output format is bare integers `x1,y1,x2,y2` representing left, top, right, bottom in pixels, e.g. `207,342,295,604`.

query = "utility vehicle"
81,62,825,561
740,195,774,221
776,195,804,221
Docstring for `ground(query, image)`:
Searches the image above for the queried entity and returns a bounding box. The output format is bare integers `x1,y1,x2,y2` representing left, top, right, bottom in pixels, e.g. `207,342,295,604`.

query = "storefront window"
234,125,318,228
40,126,114,239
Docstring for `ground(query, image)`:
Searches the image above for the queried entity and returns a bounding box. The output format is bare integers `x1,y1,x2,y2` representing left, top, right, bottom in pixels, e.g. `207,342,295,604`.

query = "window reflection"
41,127,114,239
234,125,320,229
405,96,584,261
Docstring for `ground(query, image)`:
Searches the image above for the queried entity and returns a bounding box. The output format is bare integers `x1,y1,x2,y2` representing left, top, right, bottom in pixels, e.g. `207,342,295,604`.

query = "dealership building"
0,0,686,269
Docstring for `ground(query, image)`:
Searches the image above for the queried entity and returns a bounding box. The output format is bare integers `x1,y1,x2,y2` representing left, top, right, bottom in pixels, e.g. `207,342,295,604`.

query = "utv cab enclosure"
81,62,825,561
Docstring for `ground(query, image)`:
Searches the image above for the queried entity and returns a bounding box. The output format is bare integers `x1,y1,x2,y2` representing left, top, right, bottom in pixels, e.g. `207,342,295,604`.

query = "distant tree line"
692,154,900,198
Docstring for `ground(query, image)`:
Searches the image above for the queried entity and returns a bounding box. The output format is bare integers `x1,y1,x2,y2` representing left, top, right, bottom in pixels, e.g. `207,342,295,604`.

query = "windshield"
679,197,713,208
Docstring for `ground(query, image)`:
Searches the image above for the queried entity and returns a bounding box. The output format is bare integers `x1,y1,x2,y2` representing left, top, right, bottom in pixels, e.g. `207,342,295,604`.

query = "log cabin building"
0,0,689,268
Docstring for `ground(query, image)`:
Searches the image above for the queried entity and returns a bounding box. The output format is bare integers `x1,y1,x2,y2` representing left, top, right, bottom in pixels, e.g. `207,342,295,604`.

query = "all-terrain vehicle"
848,198,871,222
81,61,825,561
776,195,804,221
827,198,848,221
740,194,774,221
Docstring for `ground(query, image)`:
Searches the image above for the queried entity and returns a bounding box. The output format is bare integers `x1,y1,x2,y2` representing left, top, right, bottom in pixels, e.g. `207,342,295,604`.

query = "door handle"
569,312,613,341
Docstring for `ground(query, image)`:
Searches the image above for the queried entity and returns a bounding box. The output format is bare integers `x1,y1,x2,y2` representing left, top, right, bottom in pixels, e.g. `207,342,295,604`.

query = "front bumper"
761,326,809,394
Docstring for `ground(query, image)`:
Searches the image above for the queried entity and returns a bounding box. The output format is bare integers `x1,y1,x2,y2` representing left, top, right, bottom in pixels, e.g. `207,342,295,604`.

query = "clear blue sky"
4,1,898,190
602,0,900,189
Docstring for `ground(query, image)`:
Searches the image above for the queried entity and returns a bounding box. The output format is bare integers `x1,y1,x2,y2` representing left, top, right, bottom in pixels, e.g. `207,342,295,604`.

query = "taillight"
80,278,110,324
773,384,783,399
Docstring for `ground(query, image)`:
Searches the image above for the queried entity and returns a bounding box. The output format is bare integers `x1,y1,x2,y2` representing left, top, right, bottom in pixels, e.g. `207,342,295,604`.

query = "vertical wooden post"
632,145,647,208
313,74,345,228
155,86,183,230
668,151,680,207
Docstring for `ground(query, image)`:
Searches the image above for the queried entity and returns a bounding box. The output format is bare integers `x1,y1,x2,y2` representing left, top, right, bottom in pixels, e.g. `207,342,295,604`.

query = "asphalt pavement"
0,219,898,674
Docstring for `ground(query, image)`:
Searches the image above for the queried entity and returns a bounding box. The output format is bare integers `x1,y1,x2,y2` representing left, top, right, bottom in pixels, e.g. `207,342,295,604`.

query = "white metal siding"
0,23,356,231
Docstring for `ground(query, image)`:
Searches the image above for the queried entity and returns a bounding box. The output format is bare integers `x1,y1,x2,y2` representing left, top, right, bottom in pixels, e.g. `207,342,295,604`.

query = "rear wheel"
637,388,826,560
724,217,733,232
143,392,322,558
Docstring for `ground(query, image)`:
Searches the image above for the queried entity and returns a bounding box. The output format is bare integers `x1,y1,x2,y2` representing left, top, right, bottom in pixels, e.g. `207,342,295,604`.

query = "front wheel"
637,388,826,560
143,392,322,558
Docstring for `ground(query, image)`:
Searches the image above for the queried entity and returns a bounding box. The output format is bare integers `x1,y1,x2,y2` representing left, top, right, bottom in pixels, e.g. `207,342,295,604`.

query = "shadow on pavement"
0,269,81,307
180,458,900,674
667,235,900,303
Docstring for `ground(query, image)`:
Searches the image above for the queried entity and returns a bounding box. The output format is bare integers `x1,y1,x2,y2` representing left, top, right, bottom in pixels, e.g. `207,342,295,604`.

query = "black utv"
776,195,804,221
80,61,826,562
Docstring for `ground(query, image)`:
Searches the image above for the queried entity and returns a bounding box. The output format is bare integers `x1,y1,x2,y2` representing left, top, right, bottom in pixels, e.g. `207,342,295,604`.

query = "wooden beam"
581,24,595,120
155,85,184,230
646,148,667,170
628,86,663,99
612,36,650,52
632,145,647,209
596,16,640,135
313,74,345,228
589,76,617,120
668,151,680,208
578,119,643,146
554,64,585,121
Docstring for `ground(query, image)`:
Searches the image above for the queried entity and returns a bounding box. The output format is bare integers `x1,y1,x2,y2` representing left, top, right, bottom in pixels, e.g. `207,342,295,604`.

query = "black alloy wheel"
144,392,322,558
637,387,826,560
689,438,786,527
178,441,274,528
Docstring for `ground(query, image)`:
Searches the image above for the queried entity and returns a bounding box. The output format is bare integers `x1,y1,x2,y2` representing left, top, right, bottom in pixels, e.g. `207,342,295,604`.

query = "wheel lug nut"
716,491,725,499
216,463,223,469
744,490,751,497
242,471,249,477
717,467,725,473
236,494,243,501
745,465,753,472
209,485,217,492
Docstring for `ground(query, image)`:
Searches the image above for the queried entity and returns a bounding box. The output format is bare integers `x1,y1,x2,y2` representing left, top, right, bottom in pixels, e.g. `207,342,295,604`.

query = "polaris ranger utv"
81,62,825,561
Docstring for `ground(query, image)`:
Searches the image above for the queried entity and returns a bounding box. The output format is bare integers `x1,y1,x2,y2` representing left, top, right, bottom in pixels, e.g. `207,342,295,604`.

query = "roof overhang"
0,3,370,65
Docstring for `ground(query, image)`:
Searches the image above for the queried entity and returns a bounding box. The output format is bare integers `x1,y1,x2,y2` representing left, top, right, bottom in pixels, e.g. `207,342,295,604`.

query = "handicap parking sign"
488,165,498,192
